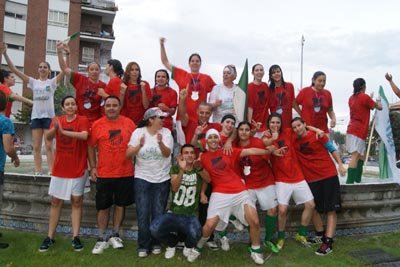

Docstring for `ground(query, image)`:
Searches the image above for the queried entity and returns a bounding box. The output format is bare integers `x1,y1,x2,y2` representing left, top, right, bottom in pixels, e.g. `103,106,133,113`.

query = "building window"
5,11,25,20
48,10,68,27
5,44,24,51
46,40,57,55
82,47,95,62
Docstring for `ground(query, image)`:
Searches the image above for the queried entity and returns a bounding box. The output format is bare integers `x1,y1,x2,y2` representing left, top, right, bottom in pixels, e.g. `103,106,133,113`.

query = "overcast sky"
112,0,400,132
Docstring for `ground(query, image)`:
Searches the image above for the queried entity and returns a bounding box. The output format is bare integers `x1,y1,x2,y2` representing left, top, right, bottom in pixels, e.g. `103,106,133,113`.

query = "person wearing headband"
187,129,285,265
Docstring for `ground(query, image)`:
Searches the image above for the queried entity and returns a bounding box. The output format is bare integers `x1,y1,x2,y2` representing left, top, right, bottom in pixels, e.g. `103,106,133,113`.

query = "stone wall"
1,173,399,240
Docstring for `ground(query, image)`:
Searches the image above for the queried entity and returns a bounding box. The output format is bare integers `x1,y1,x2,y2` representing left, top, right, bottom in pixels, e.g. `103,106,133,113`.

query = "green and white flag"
233,59,248,122
63,32,80,44
375,86,400,184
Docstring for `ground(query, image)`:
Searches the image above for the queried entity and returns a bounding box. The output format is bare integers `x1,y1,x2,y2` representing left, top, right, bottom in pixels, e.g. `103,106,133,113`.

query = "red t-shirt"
293,131,337,182
151,86,178,131
172,66,216,121
0,84,13,117
347,93,376,139
105,76,122,98
270,128,304,183
269,82,295,129
247,82,274,132
71,72,105,126
121,81,152,124
201,148,247,193
183,119,222,144
295,87,333,133
88,115,136,178
234,137,274,189
52,115,89,178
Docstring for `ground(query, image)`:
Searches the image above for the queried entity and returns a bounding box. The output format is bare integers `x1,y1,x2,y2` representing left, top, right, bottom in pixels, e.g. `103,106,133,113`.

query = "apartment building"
0,0,117,117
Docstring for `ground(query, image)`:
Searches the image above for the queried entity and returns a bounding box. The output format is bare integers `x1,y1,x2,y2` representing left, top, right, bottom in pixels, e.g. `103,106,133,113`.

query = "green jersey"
169,165,202,216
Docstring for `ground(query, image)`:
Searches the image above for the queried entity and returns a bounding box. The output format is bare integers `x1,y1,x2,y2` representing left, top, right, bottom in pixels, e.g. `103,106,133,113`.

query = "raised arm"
178,87,189,126
56,41,72,77
1,45,30,84
159,37,173,72
385,73,400,98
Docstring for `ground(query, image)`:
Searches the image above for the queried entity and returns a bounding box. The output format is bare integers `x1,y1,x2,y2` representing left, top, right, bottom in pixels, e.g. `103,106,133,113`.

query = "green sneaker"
263,240,279,253
276,239,285,250
294,233,311,247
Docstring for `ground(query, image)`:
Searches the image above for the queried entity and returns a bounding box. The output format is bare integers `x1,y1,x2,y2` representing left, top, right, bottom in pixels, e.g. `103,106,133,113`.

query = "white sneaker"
229,218,244,231
206,241,219,250
92,241,109,254
183,246,191,257
165,247,176,259
152,246,162,254
108,236,124,249
187,248,201,263
250,250,265,265
220,236,230,251
138,251,148,258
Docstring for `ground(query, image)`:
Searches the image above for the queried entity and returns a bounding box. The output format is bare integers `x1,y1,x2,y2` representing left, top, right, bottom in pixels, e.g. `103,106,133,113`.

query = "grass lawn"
0,229,399,267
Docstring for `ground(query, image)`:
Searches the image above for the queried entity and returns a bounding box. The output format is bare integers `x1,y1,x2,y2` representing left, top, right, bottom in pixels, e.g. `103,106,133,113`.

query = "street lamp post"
300,35,305,89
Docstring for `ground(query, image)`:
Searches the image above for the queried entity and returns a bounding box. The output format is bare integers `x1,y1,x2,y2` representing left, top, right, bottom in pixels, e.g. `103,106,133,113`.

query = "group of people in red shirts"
0,37,385,265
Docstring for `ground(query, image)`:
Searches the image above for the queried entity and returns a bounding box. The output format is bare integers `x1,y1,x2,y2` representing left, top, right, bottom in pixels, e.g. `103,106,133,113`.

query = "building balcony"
81,1,117,25
80,31,115,44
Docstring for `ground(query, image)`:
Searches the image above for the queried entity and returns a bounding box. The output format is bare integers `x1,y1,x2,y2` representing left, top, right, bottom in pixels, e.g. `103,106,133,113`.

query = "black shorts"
96,176,135,210
31,118,52,129
308,175,341,213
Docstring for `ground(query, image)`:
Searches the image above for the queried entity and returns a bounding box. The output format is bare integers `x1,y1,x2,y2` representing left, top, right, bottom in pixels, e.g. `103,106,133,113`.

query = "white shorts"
48,173,88,201
248,185,278,211
275,181,314,206
346,134,366,155
207,191,255,231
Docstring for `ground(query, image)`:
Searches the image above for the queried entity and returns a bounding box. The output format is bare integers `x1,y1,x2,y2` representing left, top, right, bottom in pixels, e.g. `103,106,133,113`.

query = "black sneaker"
315,242,333,256
308,235,323,244
0,242,9,249
39,237,55,252
72,236,84,252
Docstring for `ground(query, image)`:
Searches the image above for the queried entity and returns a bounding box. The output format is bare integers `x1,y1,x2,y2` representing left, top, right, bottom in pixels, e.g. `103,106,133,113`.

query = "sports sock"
356,159,364,183
346,167,357,184
298,224,308,236
264,215,277,241
278,231,285,240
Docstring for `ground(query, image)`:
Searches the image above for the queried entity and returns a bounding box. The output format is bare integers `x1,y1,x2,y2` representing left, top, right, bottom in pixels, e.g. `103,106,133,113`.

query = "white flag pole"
363,111,377,174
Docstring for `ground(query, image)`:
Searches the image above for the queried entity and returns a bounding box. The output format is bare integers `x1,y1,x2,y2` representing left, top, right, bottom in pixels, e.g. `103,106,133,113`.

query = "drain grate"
350,249,400,266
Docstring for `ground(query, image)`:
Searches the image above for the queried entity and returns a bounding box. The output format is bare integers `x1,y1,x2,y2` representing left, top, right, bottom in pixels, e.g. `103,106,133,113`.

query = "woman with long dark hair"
120,61,152,124
346,78,382,184
268,64,298,129
295,71,336,133
247,64,274,137
2,44,64,175
150,69,177,131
